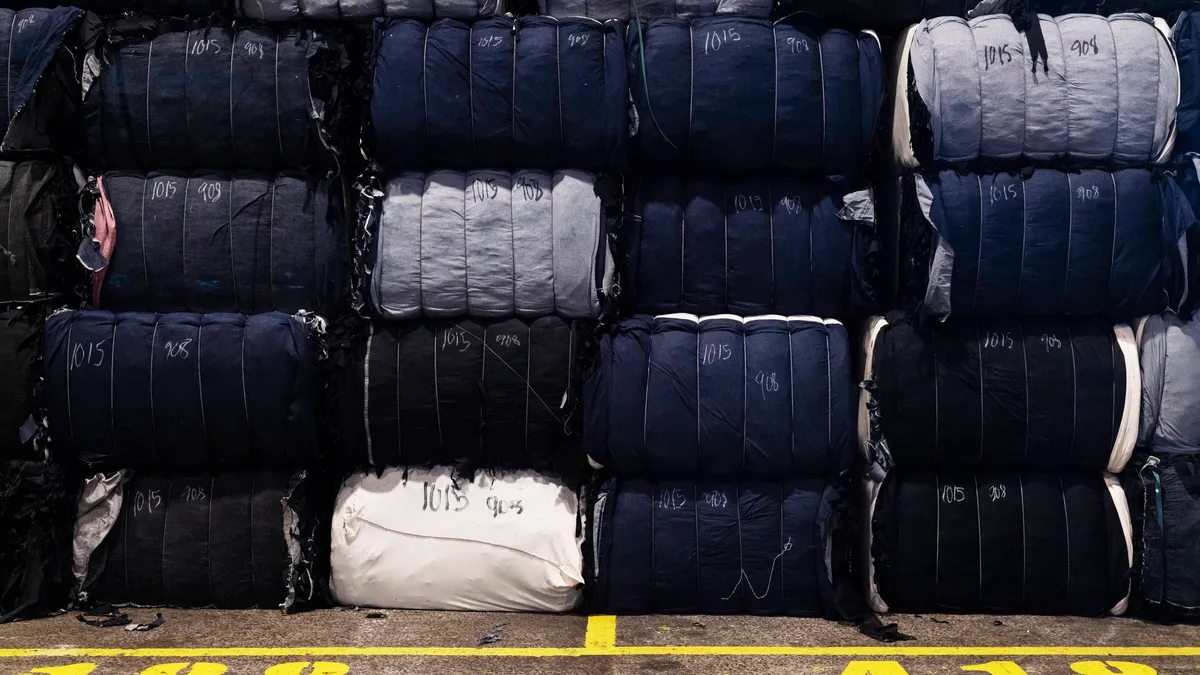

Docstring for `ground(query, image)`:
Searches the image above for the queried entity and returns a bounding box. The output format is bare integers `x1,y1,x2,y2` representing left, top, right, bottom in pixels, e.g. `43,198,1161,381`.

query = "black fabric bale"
84,23,340,172
43,311,319,472
1131,453,1200,618
869,315,1136,472
871,470,1130,615
345,317,581,473
95,472,289,609
0,306,43,462
98,171,343,315
0,161,73,304
0,8,82,153
0,460,73,622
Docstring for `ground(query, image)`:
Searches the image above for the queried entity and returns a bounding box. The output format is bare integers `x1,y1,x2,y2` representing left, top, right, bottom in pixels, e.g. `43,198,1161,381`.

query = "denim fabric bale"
369,170,607,320
870,470,1131,615
92,472,292,609
0,161,70,303
592,476,836,616
1133,453,1200,617
84,24,336,171
347,317,580,472
97,171,343,316
43,311,318,471
238,0,495,19
0,461,71,623
81,0,229,12
0,307,41,462
628,19,883,176
865,315,1138,473
584,314,853,477
1138,314,1200,455
0,8,81,152
1175,13,1200,157
370,18,626,170
536,0,769,21
897,14,1177,168
628,175,874,317
910,169,1192,320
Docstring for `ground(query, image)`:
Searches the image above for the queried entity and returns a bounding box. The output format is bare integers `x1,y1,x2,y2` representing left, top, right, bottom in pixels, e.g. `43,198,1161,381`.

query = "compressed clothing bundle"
905,168,1192,320
893,14,1178,168
370,18,626,171
0,161,70,304
238,0,496,19
628,19,883,176
95,171,343,315
79,0,229,12
1130,453,1200,617
84,23,339,171
1138,314,1200,454
81,472,296,609
0,7,82,153
1174,12,1200,157
584,314,853,477
368,170,609,320
628,175,874,317
592,476,835,616
330,467,583,612
0,308,42,462
1,461,72,623
862,315,1138,473
867,470,1132,615
347,318,580,471
535,0,769,21
44,311,318,471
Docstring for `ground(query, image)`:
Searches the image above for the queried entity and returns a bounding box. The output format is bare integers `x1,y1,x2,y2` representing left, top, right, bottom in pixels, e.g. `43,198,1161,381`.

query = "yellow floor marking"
584,615,617,649
2,647,1200,659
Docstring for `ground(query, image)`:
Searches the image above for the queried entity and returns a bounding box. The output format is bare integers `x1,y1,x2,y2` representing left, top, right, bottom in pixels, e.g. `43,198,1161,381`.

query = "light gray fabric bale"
369,170,607,320
899,13,1177,167
1139,313,1200,454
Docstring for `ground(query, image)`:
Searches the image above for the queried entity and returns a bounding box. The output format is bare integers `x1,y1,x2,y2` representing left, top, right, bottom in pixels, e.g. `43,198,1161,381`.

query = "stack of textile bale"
328,8,626,612
0,5,87,623
582,4,883,615
56,11,347,611
862,12,1191,614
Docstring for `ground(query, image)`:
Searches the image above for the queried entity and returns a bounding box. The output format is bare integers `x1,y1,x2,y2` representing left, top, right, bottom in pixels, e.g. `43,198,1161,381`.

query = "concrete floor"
0,610,1197,675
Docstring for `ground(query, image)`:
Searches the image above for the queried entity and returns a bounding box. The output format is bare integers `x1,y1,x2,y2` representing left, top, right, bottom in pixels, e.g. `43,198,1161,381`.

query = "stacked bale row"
861,13,1190,615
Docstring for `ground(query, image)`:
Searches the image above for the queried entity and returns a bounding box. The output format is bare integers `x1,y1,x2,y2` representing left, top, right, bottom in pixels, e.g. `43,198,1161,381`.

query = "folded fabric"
862,314,1138,473
628,18,883,176
592,476,836,616
44,311,318,471
867,469,1132,615
346,317,581,472
330,466,583,612
904,168,1192,320
95,171,343,315
369,170,608,320
84,23,340,171
893,13,1177,168
627,175,874,317
585,314,853,477
370,18,626,170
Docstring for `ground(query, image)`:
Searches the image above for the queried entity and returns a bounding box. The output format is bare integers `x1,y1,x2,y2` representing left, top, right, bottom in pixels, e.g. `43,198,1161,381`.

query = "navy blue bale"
44,311,319,471
584,314,854,477
370,18,627,171
592,476,836,616
0,7,82,153
628,18,883,176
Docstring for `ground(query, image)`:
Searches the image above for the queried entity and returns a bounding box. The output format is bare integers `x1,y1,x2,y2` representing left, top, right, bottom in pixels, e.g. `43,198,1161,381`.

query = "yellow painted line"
584,615,617,648
2,647,1200,658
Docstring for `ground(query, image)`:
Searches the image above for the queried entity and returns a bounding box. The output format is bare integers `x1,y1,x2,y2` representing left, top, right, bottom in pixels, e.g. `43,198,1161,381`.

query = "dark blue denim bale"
0,7,82,152
1176,12,1200,158
592,476,836,616
84,24,334,171
584,314,853,477
370,17,627,171
98,171,343,316
628,175,874,317
44,311,318,471
628,18,883,176
917,168,1193,320
1133,453,1200,618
